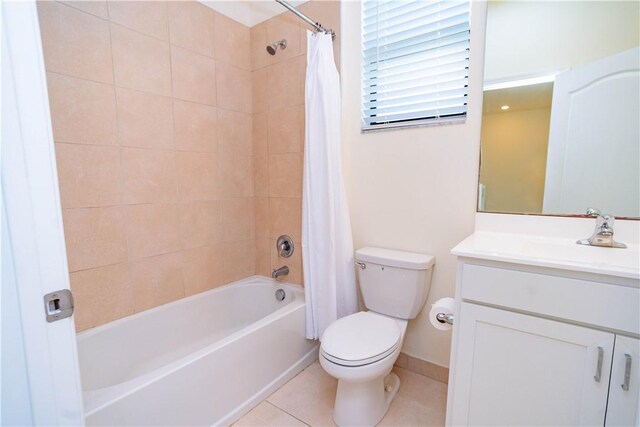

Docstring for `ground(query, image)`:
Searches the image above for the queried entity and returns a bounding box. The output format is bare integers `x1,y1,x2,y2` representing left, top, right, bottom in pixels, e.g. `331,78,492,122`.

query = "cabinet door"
450,303,615,426
606,336,640,426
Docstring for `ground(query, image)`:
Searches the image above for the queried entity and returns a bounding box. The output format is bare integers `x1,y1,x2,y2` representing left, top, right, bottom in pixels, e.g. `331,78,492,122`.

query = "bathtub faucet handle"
277,235,294,258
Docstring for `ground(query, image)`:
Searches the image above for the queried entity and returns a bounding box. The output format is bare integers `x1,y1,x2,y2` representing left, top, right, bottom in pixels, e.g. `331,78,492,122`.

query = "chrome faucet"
577,210,627,249
271,266,289,279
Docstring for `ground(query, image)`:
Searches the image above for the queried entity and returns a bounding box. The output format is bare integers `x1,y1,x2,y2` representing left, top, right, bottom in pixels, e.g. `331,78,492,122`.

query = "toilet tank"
355,247,435,319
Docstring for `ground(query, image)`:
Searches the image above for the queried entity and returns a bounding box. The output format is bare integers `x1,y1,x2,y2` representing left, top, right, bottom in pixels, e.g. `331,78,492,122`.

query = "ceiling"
199,0,307,27
483,82,554,115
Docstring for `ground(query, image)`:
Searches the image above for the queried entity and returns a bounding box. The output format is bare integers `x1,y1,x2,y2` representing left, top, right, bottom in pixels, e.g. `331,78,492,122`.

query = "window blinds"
362,0,471,131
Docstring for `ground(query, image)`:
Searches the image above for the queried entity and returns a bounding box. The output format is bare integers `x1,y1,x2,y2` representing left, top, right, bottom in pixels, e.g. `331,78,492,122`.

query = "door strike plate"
44,289,74,322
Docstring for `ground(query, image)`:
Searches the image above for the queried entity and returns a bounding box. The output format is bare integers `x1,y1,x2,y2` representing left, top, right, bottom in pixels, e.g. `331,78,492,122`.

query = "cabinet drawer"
461,264,640,335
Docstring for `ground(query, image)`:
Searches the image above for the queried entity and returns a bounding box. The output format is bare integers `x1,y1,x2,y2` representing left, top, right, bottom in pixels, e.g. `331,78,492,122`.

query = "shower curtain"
302,31,358,340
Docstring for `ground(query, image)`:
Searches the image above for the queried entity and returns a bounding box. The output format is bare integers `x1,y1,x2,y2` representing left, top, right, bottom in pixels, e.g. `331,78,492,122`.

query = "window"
362,0,471,131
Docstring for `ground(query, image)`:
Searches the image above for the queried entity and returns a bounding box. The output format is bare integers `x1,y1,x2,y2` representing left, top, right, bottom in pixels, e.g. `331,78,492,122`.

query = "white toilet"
319,247,435,426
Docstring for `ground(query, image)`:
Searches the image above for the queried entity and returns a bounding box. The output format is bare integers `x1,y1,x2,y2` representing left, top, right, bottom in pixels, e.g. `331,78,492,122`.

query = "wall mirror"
478,1,640,218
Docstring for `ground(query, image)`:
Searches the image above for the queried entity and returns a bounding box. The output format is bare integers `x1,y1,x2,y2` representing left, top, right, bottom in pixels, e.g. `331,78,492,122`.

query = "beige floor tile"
378,395,445,427
267,362,337,427
393,367,448,413
233,401,308,427
263,362,447,427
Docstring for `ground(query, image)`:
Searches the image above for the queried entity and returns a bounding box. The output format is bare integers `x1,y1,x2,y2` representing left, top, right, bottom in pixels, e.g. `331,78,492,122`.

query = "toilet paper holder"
436,312,454,325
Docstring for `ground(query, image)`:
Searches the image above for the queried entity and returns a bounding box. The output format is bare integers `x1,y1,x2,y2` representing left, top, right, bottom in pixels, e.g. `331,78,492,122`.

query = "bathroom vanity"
446,230,640,426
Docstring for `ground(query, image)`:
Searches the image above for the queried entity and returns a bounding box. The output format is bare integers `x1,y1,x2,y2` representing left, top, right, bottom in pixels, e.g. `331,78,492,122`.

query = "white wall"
340,2,487,367
484,1,640,82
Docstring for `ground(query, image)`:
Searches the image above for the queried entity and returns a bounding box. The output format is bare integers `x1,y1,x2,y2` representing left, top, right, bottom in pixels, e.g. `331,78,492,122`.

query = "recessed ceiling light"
501,105,510,110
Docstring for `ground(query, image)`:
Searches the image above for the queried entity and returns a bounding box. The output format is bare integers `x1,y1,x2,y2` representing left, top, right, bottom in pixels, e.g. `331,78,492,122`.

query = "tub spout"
272,266,289,279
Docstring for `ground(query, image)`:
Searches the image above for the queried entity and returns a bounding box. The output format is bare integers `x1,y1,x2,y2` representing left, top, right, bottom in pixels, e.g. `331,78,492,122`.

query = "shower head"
266,39,287,55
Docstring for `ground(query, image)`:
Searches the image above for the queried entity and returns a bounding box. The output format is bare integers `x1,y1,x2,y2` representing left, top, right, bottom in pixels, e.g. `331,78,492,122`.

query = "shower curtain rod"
275,0,336,40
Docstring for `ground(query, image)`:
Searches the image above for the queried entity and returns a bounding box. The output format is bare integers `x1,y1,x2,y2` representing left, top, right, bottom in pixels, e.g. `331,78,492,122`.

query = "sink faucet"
272,266,289,279
577,211,627,249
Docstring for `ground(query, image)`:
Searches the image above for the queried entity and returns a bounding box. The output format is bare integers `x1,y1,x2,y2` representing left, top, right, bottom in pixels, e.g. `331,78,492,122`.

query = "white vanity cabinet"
446,241,640,427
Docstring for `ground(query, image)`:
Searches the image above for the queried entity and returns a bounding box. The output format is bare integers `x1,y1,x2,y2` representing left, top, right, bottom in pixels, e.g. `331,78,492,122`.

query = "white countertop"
452,231,640,280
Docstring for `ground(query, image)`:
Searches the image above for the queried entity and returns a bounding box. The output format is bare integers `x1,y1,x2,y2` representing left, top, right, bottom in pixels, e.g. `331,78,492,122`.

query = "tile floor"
233,362,448,426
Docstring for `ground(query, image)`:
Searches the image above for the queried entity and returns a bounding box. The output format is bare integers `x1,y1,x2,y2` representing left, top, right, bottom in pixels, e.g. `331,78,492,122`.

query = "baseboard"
394,352,449,384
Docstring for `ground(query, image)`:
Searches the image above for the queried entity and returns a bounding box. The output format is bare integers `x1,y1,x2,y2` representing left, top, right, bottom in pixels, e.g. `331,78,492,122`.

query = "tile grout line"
44,70,257,115
263,400,312,427
164,1,188,301
103,0,137,316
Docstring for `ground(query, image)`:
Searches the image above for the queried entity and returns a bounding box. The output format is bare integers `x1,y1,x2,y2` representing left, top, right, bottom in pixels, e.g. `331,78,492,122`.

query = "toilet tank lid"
356,247,435,270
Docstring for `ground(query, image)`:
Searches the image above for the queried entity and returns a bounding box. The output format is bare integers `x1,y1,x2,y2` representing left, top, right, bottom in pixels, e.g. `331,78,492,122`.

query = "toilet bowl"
319,247,435,427
320,311,407,426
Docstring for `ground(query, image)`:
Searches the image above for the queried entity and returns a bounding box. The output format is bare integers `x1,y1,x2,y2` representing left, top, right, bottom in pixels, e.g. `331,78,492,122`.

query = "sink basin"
452,232,640,279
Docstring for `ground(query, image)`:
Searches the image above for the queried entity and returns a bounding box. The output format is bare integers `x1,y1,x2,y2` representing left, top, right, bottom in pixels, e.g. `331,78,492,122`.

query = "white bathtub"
76,276,318,426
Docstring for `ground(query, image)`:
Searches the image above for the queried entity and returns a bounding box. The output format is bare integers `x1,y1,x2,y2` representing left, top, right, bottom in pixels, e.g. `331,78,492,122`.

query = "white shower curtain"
302,31,358,340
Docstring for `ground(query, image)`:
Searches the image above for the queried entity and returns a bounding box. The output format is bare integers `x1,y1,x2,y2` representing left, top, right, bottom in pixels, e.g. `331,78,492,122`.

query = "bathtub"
76,276,318,426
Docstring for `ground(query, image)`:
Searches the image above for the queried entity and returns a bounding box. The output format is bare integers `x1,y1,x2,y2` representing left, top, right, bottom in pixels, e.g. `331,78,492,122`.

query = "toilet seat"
320,312,401,367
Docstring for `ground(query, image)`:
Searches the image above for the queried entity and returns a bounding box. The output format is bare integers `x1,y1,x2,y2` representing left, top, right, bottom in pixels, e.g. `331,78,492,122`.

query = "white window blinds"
362,0,471,131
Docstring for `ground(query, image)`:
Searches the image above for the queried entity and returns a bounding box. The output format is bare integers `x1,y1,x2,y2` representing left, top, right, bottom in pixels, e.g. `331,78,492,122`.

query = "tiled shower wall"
252,1,340,284
39,0,339,331
39,1,254,331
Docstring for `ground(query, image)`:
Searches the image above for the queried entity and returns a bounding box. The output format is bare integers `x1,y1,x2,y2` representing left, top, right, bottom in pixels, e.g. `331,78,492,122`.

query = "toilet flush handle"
355,262,366,270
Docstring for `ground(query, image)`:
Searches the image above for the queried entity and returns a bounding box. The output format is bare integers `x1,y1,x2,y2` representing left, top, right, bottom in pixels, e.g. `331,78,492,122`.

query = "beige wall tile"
108,1,169,41
269,153,302,198
116,87,174,149
131,252,184,312
38,2,113,83
217,109,252,156
214,13,251,70
55,143,121,209
182,244,224,296
395,352,409,369
223,239,255,283
63,207,128,271
168,1,215,58
222,198,255,241
266,12,301,61
255,198,270,238
255,237,274,277
216,63,252,113
111,24,172,96
252,68,268,114
406,354,450,384
70,263,132,331
253,155,269,198
250,22,272,70
47,73,116,146
173,100,217,152
219,153,253,198
266,56,304,110
298,105,306,145
268,106,302,154
58,1,108,19
122,148,177,204
125,203,181,259
178,201,222,249
253,112,268,157
171,46,217,106
175,152,219,202
269,197,302,242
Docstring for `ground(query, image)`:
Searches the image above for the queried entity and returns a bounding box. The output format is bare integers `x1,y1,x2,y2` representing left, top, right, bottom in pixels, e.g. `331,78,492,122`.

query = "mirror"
478,1,640,218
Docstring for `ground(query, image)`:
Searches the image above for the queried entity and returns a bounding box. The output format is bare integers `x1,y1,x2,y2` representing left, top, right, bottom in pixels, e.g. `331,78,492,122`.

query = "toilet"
319,247,435,426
